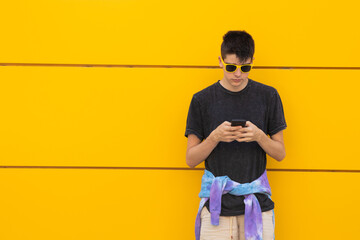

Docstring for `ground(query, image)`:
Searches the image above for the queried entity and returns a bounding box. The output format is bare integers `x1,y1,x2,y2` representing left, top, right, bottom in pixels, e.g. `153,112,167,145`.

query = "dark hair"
221,30,255,63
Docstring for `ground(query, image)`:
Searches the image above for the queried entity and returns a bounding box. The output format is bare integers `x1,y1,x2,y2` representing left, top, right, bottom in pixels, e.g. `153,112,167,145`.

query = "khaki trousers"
199,206,275,240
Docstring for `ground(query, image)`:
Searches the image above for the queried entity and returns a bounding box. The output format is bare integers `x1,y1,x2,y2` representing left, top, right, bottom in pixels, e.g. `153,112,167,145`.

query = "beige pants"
200,206,275,240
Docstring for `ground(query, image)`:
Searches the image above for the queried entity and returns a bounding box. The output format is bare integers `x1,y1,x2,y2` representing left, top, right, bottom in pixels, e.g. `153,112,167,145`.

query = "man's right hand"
209,121,243,143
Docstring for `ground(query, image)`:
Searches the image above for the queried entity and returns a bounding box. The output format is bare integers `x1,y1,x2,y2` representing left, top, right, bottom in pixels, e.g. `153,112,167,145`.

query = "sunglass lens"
241,65,252,72
226,65,237,72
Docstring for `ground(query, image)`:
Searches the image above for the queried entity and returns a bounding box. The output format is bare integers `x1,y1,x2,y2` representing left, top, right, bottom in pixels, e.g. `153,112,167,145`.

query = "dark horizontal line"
266,168,360,173
0,63,360,70
0,165,359,173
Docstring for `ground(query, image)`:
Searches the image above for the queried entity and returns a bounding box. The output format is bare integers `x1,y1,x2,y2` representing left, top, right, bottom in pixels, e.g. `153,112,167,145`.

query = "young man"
184,30,287,240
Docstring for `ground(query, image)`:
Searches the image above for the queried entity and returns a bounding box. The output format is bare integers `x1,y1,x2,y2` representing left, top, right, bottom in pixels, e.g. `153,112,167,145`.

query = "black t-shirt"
185,78,287,216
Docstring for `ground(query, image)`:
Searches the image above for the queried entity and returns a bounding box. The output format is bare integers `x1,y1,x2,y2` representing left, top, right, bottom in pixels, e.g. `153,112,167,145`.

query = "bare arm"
185,133,218,168
257,130,286,161
186,121,242,168
234,121,286,162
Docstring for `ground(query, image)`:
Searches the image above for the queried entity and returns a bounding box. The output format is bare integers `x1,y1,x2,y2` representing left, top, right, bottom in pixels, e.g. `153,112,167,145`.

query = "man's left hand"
234,121,264,143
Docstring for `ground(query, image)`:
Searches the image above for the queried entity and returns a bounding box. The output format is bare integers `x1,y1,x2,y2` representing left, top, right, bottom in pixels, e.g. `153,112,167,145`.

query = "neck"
220,78,248,92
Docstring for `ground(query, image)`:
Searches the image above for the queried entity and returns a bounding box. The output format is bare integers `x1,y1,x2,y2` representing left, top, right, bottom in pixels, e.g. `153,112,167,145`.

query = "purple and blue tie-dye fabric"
195,169,272,240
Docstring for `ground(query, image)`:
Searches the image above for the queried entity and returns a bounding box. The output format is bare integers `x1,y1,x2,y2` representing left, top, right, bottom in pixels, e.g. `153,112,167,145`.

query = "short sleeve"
184,95,204,141
267,89,287,136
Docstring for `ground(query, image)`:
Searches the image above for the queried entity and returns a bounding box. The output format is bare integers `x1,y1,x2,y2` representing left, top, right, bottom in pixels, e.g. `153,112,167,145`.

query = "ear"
249,57,255,65
218,56,223,67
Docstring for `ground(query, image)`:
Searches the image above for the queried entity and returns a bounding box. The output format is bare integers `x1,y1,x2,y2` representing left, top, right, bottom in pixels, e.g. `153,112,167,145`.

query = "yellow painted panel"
0,168,200,240
260,68,360,171
0,169,358,240
268,171,360,239
0,66,359,170
0,0,359,67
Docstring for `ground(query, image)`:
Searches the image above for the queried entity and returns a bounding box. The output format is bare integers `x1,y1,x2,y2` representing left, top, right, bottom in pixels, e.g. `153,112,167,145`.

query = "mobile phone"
231,119,247,127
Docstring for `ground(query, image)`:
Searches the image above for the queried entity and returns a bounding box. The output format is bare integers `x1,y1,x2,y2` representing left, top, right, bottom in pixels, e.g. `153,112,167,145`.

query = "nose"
234,67,242,77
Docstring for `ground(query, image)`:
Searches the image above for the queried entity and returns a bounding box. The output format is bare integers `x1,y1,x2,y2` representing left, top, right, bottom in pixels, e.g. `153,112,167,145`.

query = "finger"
236,134,248,139
236,137,245,142
232,128,246,134
224,132,236,138
230,126,243,131
239,128,249,133
230,126,242,131
226,136,237,142
225,133,233,138
238,132,253,137
236,137,251,142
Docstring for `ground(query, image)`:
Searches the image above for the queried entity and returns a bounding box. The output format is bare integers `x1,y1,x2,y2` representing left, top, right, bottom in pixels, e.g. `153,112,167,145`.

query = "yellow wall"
1,0,360,239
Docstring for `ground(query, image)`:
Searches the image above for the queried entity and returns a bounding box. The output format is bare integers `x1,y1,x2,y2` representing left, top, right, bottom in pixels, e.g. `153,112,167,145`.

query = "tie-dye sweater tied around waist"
195,169,273,240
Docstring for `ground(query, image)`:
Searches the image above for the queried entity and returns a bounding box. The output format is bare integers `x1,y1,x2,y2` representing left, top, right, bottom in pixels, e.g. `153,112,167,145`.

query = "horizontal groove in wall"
0,166,359,173
0,63,360,70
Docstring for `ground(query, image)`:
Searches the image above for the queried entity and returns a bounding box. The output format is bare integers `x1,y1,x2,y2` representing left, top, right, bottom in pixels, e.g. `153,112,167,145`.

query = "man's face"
218,54,253,91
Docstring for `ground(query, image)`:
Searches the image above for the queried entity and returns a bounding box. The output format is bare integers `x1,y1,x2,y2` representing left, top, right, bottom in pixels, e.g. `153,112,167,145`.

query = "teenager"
185,30,287,240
